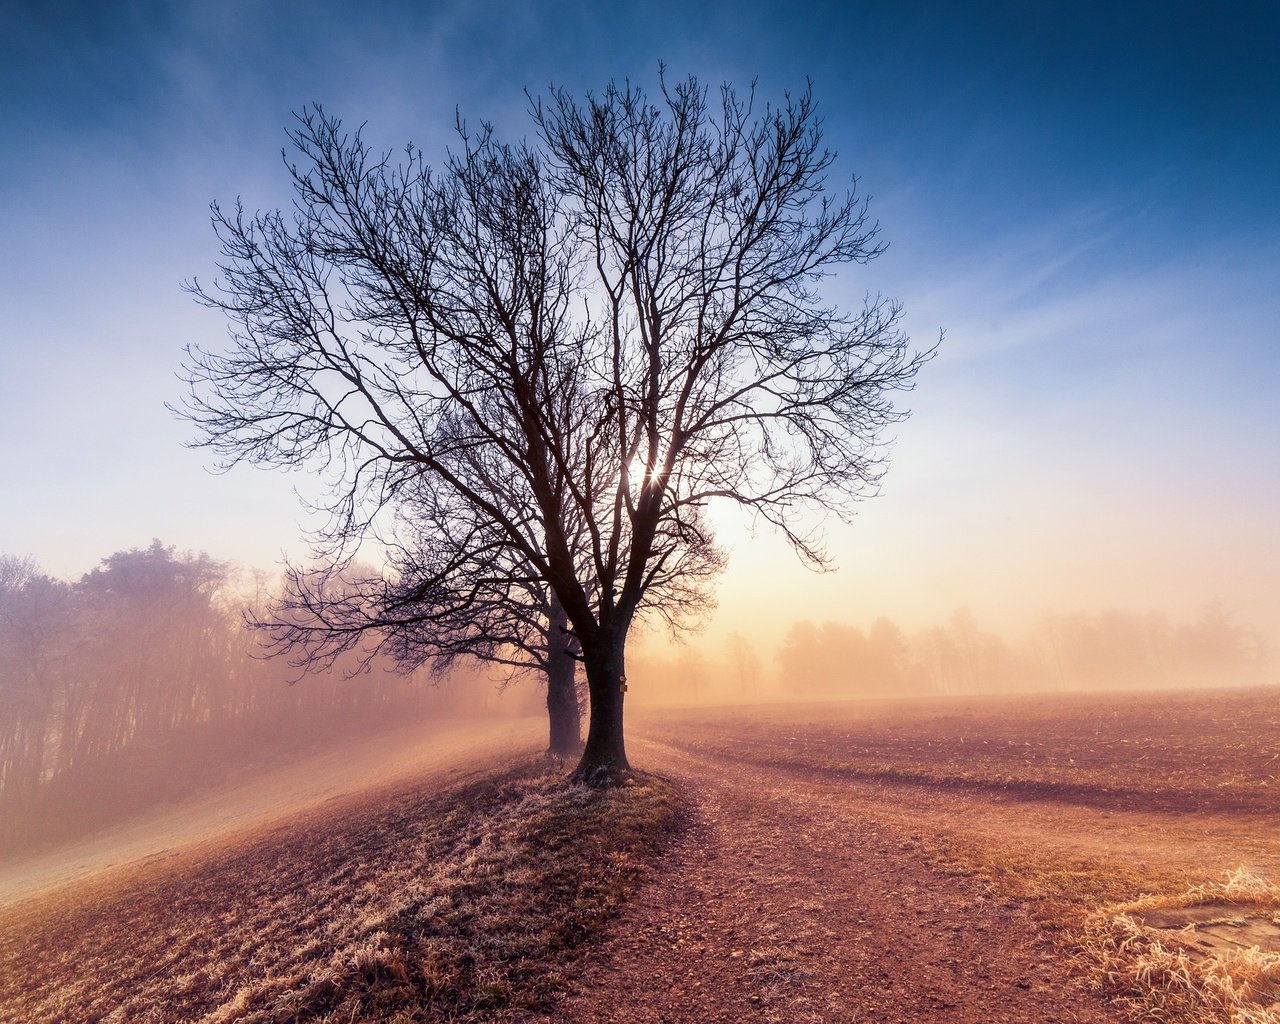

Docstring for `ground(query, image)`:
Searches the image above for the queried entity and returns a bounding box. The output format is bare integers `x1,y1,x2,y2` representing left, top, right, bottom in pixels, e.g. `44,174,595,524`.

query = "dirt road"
555,737,1114,1024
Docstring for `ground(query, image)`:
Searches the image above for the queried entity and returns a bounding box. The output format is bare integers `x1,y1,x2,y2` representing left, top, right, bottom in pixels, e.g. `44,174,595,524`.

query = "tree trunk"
545,596,582,757
571,635,630,787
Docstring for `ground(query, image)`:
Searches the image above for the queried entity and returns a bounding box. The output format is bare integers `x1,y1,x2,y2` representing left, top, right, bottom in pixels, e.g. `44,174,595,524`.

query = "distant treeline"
629,605,1273,703
0,542,475,852
777,606,1272,697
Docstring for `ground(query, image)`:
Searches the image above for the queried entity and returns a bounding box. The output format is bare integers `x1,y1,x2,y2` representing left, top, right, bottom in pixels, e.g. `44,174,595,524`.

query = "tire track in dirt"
550,738,1114,1024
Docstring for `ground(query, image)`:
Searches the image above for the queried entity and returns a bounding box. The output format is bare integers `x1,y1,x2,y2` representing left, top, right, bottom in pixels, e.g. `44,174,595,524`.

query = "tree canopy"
181,73,928,782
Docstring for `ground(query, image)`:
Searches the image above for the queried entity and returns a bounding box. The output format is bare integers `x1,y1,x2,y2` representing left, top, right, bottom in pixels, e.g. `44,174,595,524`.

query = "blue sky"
2,1,1277,646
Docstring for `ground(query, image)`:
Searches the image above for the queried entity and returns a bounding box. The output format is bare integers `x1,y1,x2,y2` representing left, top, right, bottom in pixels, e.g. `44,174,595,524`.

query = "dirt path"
554,737,1113,1024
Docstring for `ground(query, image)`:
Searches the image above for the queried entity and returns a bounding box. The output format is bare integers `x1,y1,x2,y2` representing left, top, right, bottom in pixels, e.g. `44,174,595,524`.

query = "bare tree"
258,449,721,757
180,73,928,784
726,631,761,696
264,535,592,758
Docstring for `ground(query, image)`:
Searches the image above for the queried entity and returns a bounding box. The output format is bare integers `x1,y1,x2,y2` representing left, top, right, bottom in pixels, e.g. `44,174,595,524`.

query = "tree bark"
571,635,630,786
545,596,582,757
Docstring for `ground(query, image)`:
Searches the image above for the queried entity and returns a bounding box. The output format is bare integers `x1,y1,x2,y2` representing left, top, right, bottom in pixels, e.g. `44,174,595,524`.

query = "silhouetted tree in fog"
0,556,69,804
264,549,591,758
771,605,1273,699
180,73,925,783
778,619,918,696
258,463,720,758
726,631,761,696
0,543,449,852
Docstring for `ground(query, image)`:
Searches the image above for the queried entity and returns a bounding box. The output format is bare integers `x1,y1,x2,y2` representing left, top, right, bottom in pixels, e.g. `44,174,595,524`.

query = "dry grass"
1076,869,1280,1024
0,759,682,1023
908,810,1280,1024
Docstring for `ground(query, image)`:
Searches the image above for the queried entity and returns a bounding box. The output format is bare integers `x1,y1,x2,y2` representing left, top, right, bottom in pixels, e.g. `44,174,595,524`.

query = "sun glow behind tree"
179,75,928,783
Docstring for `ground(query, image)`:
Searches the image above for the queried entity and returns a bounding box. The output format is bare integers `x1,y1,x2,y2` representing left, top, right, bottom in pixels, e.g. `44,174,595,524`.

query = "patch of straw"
1122,870,1280,915
1076,869,1280,1024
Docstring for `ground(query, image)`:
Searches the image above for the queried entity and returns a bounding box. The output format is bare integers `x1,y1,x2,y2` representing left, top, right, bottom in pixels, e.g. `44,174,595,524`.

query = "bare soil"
4,687,1277,1023
551,737,1112,1024
645,687,1280,816
1134,906,1280,957
547,688,1280,1024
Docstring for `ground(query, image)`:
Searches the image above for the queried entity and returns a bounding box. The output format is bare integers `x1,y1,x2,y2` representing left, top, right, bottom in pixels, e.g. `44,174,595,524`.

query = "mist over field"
3,539,1272,870
626,603,1274,707
0,543,546,861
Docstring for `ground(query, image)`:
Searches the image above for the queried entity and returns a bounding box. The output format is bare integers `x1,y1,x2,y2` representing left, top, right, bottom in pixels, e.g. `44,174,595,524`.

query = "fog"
626,601,1274,707
3,538,1273,878
0,542,542,865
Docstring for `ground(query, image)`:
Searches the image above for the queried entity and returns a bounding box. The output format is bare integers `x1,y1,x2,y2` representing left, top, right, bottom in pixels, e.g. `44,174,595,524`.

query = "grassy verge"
1076,870,1280,1024
0,760,683,1023
875,791,1280,1024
